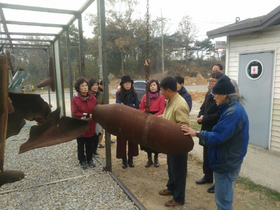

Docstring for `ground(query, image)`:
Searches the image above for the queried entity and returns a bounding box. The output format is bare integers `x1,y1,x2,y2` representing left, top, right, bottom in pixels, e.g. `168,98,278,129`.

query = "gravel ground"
0,122,139,210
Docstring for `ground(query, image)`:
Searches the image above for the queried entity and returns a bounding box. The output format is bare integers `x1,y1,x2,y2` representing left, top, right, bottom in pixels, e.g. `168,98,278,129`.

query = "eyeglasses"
207,80,217,84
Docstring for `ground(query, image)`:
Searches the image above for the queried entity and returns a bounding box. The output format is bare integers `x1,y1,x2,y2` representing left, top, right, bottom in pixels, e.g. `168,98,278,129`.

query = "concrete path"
190,101,280,193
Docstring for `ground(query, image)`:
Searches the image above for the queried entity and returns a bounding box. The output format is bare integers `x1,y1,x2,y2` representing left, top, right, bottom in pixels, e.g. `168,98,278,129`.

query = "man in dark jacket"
175,76,192,112
182,75,249,210
196,72,223,193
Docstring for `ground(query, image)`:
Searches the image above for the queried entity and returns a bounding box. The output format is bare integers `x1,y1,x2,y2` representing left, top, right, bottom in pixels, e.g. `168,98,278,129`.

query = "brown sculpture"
37,57,55,91
20,107,89,154
92,104,194,155
0,54,89,187
0,54,24,186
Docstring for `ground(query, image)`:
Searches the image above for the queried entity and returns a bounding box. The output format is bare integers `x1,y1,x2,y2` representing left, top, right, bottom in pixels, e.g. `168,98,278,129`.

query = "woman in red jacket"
71,77,98,169
139,79,165,167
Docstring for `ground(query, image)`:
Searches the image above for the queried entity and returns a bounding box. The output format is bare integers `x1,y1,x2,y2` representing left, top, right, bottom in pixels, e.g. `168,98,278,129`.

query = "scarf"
80,93,89,100
121,89,133,105
147,91,160,105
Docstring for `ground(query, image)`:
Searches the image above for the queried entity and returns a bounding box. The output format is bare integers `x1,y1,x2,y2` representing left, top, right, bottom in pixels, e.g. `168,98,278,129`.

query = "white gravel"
1,122,139,210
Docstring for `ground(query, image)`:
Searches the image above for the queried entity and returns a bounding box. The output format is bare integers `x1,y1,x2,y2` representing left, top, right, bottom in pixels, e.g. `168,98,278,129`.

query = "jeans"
214,166,241,210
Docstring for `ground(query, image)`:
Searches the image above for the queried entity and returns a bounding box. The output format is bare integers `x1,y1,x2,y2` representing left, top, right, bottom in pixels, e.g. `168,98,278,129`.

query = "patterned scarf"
147,91,160,105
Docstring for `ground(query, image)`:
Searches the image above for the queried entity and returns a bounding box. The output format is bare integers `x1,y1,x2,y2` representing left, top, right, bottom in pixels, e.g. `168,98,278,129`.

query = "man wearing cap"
181,75,249,210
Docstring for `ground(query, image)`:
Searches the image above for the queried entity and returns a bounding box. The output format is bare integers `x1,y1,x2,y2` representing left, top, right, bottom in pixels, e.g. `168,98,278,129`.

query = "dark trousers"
203,146,213,181
167,153,188,203
77,136,93,164
116,137,139,158
92,134,99,153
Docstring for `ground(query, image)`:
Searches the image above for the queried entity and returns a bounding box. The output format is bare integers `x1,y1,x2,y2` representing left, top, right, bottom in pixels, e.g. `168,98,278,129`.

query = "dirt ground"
98,134,280,210
100,75,280,210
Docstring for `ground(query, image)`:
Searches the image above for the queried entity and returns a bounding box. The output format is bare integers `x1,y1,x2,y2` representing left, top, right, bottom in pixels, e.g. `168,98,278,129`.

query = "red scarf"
147,91,160,105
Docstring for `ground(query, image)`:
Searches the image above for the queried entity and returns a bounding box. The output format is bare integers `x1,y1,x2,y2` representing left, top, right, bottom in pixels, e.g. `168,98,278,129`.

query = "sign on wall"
246,60,263,80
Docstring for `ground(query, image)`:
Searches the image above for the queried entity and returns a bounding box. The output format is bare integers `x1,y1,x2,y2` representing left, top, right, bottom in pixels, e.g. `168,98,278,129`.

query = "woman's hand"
181,125,197,136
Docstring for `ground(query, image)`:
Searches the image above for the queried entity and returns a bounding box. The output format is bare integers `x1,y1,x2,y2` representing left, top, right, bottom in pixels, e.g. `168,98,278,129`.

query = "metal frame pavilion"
0,0,113,171
0,0,95,116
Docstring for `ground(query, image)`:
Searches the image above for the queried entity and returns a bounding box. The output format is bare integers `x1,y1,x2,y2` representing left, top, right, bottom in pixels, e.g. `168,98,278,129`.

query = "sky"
1,0,280,42
131,0,280,41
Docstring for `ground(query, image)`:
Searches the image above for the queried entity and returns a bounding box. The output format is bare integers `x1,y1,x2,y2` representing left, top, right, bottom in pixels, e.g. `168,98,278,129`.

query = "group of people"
180,64,249,209
115,75,192,170
71,63,249,209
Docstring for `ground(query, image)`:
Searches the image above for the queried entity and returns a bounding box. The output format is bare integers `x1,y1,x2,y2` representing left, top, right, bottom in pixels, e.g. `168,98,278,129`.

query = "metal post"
77,14,85,77
99,0,112,172
53,38,66,116
161,10,164,78
0,54,8,172
97,0,103,80
66,28,74,105
45,49,52,108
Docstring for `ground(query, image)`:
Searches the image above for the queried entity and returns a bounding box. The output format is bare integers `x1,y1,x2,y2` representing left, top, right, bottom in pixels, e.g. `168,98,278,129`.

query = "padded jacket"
71,92,98,138
198,101,249,173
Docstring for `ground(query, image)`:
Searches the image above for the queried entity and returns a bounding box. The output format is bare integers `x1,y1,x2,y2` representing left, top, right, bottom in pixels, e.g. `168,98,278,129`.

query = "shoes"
145,158,153,168
154,156,159,167
159,189,174,196
207,185,215,193
80,161,87,169
122,162,127,169
111,140,115,144
98,144,105,148
93,152,100,156
128,156,134,168
196,177,213,184
164,199,184,207
88,160,95,168
122,157,127,169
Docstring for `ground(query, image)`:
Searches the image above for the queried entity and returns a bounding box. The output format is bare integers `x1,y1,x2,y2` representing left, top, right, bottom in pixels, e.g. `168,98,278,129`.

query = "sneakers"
80,161,87,169
88,160,95,168
111,140,115,144
98,144,105,148
164,199,184,207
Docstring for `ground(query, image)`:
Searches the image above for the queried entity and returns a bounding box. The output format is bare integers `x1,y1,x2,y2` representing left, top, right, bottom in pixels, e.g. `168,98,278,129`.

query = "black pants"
92,134,99,153
203,146,213,181
166,153,188,203
77,136,93,164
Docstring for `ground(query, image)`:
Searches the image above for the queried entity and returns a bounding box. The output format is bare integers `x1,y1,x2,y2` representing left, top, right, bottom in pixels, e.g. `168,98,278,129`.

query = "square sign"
251,66,258,75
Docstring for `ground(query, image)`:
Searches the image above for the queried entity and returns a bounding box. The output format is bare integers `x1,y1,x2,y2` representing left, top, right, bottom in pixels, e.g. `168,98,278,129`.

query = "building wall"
226,24,280,152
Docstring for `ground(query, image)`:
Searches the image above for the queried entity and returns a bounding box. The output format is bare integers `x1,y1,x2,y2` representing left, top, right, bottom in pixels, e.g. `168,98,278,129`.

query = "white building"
207,6,280,152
